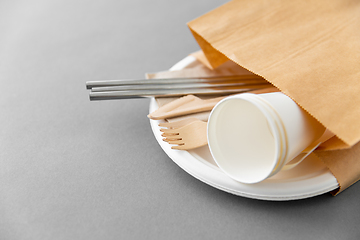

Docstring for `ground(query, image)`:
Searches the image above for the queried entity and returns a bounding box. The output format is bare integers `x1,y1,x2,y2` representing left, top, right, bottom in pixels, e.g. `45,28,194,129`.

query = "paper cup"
207,92,325,184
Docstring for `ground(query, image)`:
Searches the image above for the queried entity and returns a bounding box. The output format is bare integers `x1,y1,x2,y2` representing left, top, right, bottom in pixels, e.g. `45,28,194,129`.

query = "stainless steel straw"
86,75,272,100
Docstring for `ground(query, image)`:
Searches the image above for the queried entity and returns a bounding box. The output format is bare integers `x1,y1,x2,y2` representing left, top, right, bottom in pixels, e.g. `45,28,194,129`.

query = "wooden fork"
160,120,207,150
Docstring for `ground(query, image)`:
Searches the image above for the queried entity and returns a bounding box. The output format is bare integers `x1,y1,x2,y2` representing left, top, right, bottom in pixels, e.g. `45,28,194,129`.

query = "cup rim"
245,93,289,177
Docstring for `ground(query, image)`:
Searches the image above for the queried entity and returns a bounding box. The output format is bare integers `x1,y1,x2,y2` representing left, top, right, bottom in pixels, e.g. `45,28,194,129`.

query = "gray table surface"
1,0,359,239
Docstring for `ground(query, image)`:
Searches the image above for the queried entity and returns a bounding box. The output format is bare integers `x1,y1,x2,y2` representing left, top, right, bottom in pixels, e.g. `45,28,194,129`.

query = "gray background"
1,0,359,239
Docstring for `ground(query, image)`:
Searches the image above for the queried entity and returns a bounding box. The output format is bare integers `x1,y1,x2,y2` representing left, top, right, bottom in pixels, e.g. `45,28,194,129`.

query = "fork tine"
160,128,178,133
163,139,184,145
163,137,181,142
171,144,189,150
162,135,182,141
161,132,179,137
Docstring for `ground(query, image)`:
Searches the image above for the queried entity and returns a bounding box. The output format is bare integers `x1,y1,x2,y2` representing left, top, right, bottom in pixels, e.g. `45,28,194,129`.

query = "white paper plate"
149,56,338,201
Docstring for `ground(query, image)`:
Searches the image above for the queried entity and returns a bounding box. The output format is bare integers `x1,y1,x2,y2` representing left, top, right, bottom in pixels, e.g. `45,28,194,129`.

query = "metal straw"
86,75,272,100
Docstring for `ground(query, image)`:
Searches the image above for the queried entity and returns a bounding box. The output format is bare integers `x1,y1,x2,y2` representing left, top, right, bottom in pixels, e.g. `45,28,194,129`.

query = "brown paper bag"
187,0,360,194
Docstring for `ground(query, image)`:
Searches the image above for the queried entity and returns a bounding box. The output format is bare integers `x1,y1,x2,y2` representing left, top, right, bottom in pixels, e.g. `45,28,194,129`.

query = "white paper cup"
207,92,325,184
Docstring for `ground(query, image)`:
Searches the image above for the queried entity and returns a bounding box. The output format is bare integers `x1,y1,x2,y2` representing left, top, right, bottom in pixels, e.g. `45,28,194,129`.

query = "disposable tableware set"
86,75,332,184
